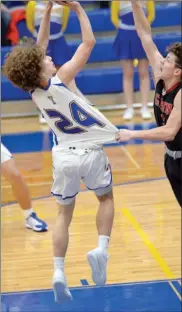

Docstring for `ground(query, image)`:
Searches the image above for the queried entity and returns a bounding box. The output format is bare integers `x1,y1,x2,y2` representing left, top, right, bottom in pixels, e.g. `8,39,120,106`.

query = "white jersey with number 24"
31,75,118,149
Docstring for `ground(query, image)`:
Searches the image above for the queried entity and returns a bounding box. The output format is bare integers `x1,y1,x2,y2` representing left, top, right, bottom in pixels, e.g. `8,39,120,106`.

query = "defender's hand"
116,129,134,142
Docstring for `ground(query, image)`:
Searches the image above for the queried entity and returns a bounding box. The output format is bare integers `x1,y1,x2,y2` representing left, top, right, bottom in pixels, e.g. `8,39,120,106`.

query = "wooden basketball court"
1,113,181,311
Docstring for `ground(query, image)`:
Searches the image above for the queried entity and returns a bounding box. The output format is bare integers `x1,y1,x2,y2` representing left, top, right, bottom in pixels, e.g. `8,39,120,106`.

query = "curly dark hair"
3,43,45,91
167,42,182,70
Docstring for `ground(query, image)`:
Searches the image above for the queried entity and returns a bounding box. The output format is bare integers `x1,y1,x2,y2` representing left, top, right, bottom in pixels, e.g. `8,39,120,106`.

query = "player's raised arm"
56,1,96,85
36,1,53,51
131,0,163,83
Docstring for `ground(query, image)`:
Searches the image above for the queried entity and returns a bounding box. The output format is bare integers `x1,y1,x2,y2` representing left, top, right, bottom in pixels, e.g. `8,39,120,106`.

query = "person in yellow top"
111,0,155,120
26,0,71,66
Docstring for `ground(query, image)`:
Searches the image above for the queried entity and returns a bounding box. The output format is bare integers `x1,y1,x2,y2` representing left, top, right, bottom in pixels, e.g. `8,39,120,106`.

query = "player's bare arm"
131,0,164,83
36,1,53,51
116,89,181,142
56,1,96,85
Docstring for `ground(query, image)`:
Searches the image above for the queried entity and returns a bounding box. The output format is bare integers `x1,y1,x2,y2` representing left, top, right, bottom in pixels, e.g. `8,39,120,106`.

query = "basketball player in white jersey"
4,1,118,303
1,143,48,232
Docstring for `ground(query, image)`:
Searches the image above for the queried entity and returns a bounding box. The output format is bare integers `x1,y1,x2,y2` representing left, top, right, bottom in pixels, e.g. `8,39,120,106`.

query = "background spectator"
111,0,155,120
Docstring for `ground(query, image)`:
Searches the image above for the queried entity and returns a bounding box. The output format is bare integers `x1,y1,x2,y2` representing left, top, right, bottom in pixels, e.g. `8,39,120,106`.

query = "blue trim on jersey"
29,80,51,95
51,191,78,200
54,134,58,146
53,82,69,90
51,130,58,145
39,79,51,91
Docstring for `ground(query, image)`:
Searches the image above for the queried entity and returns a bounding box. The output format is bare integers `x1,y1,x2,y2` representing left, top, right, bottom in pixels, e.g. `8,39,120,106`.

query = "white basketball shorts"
51,146,113,205
1,143,12,164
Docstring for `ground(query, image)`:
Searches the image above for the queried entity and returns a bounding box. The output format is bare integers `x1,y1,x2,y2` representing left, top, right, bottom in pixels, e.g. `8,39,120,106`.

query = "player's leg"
83,149,114,285
51,147,80,303
52,198,75,303
1,144,47,232
87,187,114,286
96,189,114,243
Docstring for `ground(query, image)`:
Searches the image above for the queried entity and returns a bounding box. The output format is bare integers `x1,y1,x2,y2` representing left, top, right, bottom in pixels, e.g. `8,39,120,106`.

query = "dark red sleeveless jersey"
153,79,182,151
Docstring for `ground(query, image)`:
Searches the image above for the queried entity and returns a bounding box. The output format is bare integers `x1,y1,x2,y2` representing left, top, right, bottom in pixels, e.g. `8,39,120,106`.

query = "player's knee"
10,170,22,185
56,196,75,226
56,196,75,207
3,164,21,184
96,188,113,203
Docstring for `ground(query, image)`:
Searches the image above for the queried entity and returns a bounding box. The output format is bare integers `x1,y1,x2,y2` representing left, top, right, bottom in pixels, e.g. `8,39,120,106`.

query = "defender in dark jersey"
117,1,182,207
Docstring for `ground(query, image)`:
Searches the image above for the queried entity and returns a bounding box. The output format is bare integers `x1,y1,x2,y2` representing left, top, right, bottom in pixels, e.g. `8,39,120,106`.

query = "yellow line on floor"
122,208,175,278
122,208,182,300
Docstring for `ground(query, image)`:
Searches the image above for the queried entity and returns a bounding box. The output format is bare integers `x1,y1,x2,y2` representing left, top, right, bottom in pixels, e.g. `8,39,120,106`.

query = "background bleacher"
1,1,181,117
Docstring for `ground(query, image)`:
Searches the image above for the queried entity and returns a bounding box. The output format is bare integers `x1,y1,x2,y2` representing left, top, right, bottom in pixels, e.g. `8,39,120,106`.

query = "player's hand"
53,1,81,11
115,129,134,142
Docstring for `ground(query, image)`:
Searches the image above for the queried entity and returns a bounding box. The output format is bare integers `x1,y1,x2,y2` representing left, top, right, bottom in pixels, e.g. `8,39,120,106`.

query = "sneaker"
52,269,72,304
140,106,152,120
39,114,47,124
87,247,108,286
123,108,134,121
26,212,48,232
